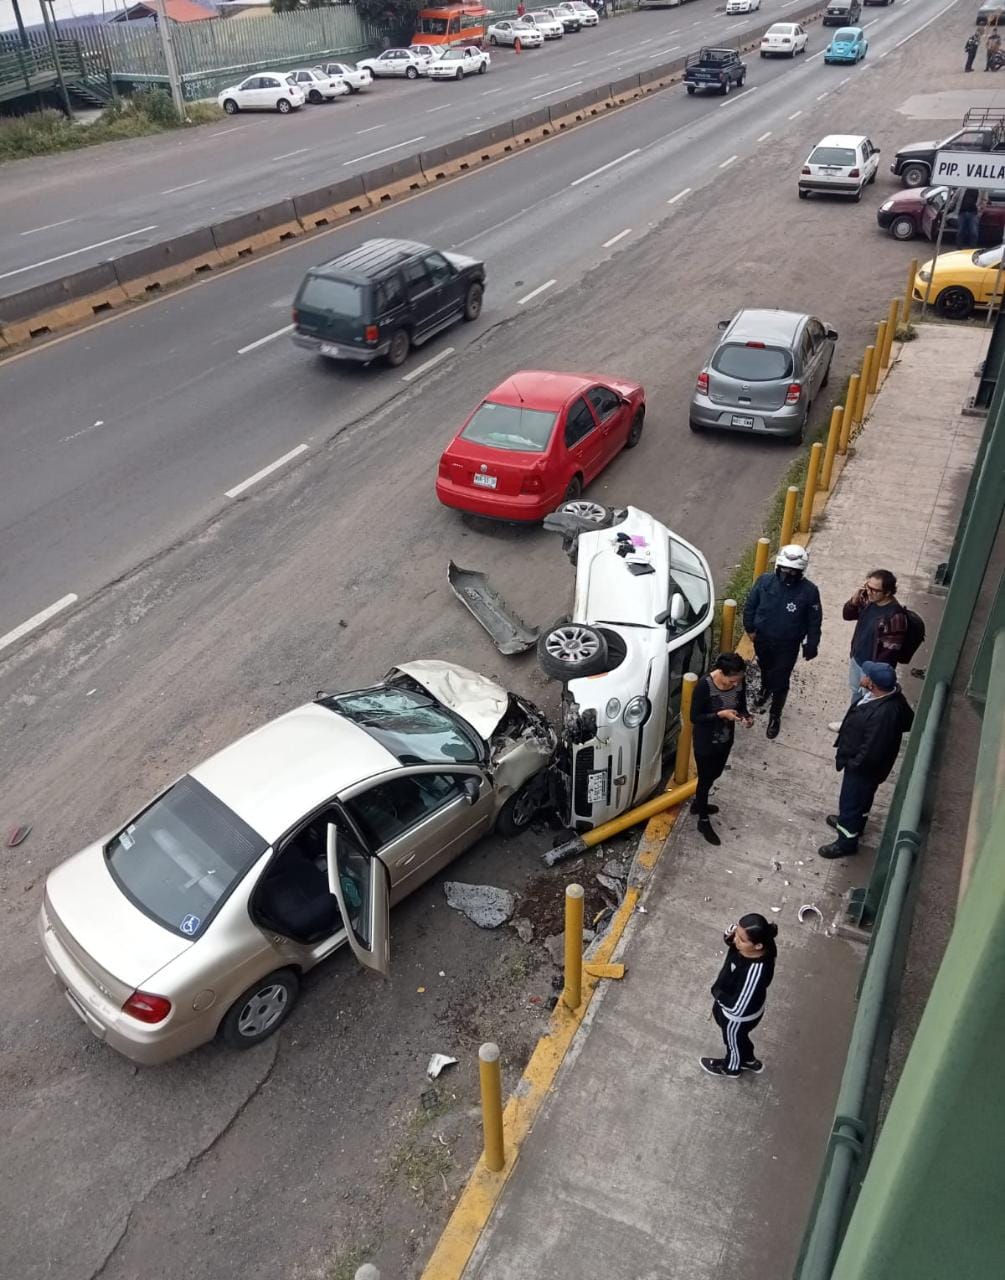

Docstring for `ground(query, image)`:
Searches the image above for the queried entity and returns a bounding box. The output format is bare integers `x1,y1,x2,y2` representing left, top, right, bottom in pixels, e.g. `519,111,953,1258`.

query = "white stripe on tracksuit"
719,962,764,1072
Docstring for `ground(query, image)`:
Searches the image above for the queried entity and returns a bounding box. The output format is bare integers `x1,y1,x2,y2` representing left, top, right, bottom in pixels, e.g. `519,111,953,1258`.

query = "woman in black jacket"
689,653,753,846
701,913,778,1078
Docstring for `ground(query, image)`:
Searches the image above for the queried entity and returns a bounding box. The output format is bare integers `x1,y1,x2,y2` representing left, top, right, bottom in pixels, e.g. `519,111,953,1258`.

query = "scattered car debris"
771,858,782,873
444,881,516,928
426,1053,458,1080
636,905,648,914
596,871,625,902
6,825,31,848
447,562,539,655
770,906,783,913
602,858,628,879
510,916,535,943
798,903,824,926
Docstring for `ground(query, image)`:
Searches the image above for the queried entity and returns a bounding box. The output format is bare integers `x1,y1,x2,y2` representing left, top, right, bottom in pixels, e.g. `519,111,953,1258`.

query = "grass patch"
387,1099,455,1203
321,1238,377,1280
0,91,223,163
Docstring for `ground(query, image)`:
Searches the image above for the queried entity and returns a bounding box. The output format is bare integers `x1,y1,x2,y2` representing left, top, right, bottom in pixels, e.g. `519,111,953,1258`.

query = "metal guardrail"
0,39,83,91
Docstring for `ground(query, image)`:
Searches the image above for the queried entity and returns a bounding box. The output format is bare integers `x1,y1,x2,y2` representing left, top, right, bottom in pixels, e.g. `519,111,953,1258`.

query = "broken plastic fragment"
426,1053,458,1080
6,825,31,848
798,904,823,926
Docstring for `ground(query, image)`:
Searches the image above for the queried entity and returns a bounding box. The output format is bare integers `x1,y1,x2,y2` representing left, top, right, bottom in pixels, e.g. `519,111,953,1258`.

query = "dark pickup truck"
684,47,746,96
892,108,1005,188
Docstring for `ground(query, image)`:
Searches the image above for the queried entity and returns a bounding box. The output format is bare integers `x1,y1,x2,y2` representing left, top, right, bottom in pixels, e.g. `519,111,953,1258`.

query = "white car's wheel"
222,98,239,114
538,622,609,681
276,98,292,113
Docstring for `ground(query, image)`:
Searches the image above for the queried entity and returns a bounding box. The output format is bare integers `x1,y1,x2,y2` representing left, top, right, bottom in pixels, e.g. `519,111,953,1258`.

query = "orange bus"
411,4,491,49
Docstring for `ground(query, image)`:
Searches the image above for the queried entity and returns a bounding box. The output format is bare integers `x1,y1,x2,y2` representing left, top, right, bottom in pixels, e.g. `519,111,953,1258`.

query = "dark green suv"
291,238,486,368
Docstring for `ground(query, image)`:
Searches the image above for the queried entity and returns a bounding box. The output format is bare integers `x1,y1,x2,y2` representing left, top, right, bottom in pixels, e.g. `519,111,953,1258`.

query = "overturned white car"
537,503,714,831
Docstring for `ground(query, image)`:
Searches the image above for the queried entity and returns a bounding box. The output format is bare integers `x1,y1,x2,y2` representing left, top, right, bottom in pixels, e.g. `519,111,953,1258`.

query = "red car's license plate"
473,474,498,489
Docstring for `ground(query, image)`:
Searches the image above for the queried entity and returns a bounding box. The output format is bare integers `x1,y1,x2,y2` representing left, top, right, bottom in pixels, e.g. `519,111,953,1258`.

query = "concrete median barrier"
418,139,471,182
362,155,427,205
549,85,615,130
210,200,303,263
639,56,686,93
293,176,370,229
113,229,223,299
510,107,553,146
609,73,643,105
0,262,128,346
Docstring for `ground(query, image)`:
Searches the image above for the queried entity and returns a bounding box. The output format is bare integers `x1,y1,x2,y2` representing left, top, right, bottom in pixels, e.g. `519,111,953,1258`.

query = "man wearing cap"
819,662,914,858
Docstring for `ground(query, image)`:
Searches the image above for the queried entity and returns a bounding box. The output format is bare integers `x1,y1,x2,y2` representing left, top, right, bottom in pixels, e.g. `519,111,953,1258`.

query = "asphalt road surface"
2,1,812,284
0,2,968,1278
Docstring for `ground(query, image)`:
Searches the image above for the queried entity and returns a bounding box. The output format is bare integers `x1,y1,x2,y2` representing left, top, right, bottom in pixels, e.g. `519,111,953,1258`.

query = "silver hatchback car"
689,308,837,442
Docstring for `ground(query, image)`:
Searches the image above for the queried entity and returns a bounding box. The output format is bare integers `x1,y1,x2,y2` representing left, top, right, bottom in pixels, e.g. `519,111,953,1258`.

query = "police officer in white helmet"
742,545,822,739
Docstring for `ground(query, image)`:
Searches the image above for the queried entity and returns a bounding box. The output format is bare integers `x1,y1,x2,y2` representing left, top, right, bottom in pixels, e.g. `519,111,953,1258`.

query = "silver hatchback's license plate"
587,769,607,804
320,343,342,357
732,414,755,428
473,474,497,489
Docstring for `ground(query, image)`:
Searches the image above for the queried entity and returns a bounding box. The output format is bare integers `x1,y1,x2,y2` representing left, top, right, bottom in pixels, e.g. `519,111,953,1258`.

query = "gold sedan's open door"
326,825,390,977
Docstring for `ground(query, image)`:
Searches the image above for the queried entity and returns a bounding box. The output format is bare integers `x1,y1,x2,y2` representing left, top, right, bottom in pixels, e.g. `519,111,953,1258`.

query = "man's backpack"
899,608,926,663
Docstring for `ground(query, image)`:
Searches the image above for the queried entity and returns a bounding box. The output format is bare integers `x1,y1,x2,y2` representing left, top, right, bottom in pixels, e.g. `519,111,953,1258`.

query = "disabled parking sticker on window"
180,914,201,936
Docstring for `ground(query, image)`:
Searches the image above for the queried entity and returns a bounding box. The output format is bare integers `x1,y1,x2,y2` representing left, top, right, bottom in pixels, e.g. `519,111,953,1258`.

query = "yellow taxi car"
913,245,1005,320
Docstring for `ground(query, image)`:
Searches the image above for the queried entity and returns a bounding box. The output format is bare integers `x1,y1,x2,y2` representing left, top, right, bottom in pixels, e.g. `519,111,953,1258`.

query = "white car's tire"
538,622,609,681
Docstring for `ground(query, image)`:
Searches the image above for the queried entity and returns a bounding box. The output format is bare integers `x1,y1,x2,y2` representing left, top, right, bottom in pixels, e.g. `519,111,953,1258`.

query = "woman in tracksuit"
700,913,778,1078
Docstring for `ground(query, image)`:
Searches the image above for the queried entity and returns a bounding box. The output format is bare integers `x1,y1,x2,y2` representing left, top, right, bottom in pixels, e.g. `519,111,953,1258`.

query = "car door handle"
400,853,417,866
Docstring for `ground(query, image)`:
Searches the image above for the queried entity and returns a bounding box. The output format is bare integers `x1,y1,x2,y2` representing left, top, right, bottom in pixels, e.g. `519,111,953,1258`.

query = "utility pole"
150,0,187,120
39,0,74,119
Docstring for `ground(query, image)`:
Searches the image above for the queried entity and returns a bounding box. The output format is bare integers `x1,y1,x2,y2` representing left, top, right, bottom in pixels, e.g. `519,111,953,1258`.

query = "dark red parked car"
876,185,1005,243
435,370,646,521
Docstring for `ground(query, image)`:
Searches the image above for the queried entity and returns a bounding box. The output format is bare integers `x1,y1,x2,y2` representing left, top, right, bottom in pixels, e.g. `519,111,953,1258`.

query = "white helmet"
775,544,809,572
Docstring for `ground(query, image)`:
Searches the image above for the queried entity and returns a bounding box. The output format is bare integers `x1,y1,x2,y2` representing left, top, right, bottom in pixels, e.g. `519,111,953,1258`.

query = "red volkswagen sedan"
435,370,645,521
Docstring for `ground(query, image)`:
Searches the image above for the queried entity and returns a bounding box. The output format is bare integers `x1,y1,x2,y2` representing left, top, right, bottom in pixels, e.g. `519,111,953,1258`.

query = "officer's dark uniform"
742,570,822,732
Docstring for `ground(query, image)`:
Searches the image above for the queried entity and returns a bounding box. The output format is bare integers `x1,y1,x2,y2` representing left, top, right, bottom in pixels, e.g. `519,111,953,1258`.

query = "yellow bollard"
674,671,698,786
563,884,584,1011
478,1043,505,1172
843,374,861,442
821,405,843,492
800,442,823,533
873,322,887,385
779,485,798,548
720,598,737,652
866,342,880,396
752,537,770,582
883,297,899,368
856,348,873,425
902,257,918,324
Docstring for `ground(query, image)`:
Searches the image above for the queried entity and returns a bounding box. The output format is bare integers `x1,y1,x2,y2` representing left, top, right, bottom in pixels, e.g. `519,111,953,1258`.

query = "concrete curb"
0,0,827,353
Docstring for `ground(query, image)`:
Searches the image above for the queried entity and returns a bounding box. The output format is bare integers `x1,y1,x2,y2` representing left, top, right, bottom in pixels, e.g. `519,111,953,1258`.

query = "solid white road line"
207,125,248,137
402,346,455,382
726,21,746,29
161,178,209,194
271,147,311,161
720,85,758,108
817,92,829,100
719,154,739,168
0,594,78,653
570,59,591,67
650,45,680,56
237,323,294,355
893,0,961,49
603,228,632,248
518,279,557,305
788,109,802,119
569,148,640,187
757,130,772,142
342,136,425,165
0,225,158,282
225,444,309,499
355,123,386,134
668,187,692,204
481,86,504,95
20,218,76,237
839,76,851,85
426,103,450,112
532,79,583,100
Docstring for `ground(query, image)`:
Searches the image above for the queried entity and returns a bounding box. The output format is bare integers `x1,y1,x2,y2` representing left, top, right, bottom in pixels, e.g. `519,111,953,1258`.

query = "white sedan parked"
559,1,599,25
522,11,565,38
316,61,374,93
726,0,760,12
356,48,434,79
429,45,491,79
486,19,544,46
218,73,305,114
761,22,809,56
286,68,349,103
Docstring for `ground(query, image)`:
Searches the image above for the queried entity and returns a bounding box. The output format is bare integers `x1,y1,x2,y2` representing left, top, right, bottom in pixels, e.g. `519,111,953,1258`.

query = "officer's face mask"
777,568,803,586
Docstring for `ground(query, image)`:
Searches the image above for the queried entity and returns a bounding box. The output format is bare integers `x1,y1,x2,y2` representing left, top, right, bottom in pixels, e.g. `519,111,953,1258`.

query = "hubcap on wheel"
237,984,288,1037
560,500,607,522
545,625,601,665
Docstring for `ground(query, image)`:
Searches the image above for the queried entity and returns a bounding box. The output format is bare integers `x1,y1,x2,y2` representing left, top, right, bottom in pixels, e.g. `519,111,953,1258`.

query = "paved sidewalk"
460,326,985,1280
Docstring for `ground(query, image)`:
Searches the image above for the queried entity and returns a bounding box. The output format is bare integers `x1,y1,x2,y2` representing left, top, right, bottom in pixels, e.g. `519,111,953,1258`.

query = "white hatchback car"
286,68,349,103
218,73,305,114
429,45,491,78
487,19,544,46
799,133,881,200
537,503,714,831
357,48,435,79
761,22,809,56
522,11,565,38
39,662,556,1064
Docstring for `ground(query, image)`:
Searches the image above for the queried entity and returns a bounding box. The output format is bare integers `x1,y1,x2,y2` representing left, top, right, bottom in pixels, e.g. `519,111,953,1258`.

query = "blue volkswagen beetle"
824,26,868,63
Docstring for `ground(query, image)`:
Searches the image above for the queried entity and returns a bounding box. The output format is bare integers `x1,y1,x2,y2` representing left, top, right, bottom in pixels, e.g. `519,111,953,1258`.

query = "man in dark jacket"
829,567,908,729
819,661,914,858
743,544,822,740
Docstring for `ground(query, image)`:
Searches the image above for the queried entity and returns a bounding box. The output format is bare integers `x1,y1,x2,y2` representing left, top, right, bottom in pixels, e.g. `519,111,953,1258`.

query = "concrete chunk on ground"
444,882,517,929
